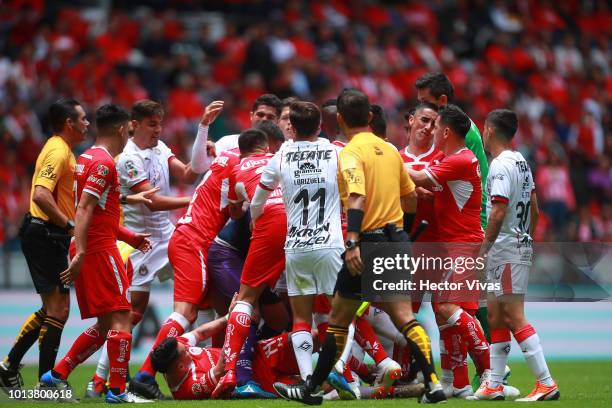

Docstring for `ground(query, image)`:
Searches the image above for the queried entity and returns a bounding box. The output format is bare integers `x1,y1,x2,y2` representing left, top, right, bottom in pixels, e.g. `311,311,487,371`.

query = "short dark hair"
255,120,285,143
369,104,387,138
486,109,518,141
337,88,370,128
150,337,178,374
131,100,164,122
96,104,130,133
282,96,299,109
252,94,282,117
49,98,81,133
437,104,470,138
415,72,455,102
290,101,321,138
405,102,438,120
238,128,268,155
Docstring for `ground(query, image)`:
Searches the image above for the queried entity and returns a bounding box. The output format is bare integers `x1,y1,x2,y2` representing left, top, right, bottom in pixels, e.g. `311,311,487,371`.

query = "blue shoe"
39,371,78,402
105,389,152,403
327,371,356,400
234,380,277,399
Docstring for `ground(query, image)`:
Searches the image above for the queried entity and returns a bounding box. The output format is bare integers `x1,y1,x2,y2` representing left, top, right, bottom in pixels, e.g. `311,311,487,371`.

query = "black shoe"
128,375,168,400
273,378,323,406
0,361,23,394
420,383,447,404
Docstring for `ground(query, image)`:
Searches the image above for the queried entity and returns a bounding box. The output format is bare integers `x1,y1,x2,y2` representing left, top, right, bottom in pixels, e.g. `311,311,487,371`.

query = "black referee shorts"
19,214,71,294
334,226,410,300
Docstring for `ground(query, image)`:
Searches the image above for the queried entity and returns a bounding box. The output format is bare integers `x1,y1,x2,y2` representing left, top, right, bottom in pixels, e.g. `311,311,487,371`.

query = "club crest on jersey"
124,160,138,178
96,164,109,176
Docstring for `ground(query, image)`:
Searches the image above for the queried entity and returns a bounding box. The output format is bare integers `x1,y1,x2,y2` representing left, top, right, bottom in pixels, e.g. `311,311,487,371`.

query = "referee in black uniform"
0,99,88,390
274,89,446,404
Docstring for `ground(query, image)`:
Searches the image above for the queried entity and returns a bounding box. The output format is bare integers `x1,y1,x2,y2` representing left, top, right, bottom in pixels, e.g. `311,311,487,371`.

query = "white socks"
291,330,314,381
489,341,510,388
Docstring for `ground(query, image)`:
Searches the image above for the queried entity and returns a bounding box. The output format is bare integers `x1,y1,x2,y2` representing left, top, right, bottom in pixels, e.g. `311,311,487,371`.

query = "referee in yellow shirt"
274,89,445,404
0,99,89,389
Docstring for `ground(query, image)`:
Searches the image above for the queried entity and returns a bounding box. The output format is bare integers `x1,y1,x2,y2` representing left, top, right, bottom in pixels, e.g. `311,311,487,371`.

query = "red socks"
354,317,388,365
140,312,190,376
54,325,105,379
222,301,253,372
107,331,132,393
455,310,490,375
440,325,470,388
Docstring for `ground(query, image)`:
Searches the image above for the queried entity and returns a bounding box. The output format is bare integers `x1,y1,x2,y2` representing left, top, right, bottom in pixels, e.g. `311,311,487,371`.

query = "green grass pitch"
2,360,611,406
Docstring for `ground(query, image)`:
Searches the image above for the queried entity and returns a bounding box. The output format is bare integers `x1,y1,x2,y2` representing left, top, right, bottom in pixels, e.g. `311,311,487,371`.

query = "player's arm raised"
170,101,224,183
60,191,97,284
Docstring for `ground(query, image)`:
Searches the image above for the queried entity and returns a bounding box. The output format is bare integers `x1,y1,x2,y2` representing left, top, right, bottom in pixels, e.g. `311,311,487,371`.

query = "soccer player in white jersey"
473,109,559,401
86,100,222,398
215,94,282,153
250,101,344,383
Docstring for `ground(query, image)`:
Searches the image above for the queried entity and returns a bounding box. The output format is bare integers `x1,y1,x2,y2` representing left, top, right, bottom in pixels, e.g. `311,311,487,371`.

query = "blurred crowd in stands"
0,0,610,251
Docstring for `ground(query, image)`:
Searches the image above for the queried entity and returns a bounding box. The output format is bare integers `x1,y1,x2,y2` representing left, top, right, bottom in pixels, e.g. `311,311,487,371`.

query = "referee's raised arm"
0,98,88,387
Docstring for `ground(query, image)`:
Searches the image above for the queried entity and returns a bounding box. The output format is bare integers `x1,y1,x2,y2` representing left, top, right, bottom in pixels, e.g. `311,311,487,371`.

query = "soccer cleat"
503,384,520,399
468,382,505,401
419,382,447,404
327,370,356,399
273,378,323,406
373,357,403,388
128,373,167,400
516,381,560,402
38,371,79,402
452,385,474,398
84,374,108,398
105,389,153,403
233,380,276,399
0,361,23,393
211,369,236,399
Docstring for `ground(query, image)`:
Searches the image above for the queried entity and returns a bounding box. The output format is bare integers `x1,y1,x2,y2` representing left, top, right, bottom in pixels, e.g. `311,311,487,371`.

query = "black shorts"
20,215,71,294
334,226,410,301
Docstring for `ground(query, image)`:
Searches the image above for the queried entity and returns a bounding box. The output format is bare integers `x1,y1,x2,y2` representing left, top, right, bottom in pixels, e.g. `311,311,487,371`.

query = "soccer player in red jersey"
39,104,156,403
128,104,233,398
408,105,491,397
212,128,286,398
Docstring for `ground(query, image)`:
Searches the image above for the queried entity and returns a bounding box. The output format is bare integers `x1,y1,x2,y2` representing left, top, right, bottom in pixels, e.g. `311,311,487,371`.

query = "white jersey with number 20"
485,150,535,268
259,138,343,253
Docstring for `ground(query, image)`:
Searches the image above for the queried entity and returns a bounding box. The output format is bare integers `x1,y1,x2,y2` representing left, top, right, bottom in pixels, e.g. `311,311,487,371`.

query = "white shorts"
274,271,288,294
128,239,173,292
286,248,343,296
487,263,530,297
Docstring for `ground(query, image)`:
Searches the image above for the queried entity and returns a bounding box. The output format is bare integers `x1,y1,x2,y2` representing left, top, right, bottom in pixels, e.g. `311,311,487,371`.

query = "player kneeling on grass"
470,109,559,402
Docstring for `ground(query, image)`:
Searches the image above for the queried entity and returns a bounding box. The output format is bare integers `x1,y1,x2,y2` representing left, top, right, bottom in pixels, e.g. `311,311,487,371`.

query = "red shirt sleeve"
82,158,114,199
425,154,462,187
227,164,238,201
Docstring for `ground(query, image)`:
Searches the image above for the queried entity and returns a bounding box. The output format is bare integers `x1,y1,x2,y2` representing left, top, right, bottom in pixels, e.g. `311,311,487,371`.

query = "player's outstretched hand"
126,187,160,205
201,100,224,126
415,187,434,201
345,247,363,276
60,253,84,285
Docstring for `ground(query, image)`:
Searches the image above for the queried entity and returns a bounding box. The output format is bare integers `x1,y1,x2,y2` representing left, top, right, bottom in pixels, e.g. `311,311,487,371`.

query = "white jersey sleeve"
117,151,147,189
259,149,282,191
215,134,239,154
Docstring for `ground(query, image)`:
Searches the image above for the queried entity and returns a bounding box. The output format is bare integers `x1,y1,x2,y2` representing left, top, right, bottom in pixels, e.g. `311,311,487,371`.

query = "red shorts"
72,244,131,319
241,210,287,289
252,333,300,394
169,231,210,305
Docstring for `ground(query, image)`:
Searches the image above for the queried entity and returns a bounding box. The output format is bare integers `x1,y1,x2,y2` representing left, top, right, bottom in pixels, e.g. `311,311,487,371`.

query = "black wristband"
403,212,415,233
346,209,364,233
120,194,128,205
